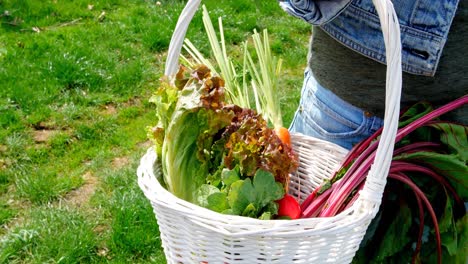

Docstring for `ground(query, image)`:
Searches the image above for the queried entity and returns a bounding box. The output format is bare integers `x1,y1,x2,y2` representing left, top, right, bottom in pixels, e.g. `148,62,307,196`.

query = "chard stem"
413,190,425,264
301,186,333,218
390,172,425,264
395,95,467,142
335,95,466,184
336,127,383,177
319,95,467,217
319,153,375,217
388,173,442,264
392,142,442,156
389,161,465,210
340,182,363,213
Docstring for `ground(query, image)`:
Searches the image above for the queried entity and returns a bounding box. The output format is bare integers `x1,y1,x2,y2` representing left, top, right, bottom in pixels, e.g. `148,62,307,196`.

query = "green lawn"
0,0,310,262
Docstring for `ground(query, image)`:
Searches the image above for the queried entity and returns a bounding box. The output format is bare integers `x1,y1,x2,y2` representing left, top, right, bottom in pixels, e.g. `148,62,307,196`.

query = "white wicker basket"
138,0,402,263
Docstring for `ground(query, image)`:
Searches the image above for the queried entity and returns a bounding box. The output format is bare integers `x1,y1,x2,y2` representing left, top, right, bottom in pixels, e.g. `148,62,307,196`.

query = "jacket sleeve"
278,0,352,25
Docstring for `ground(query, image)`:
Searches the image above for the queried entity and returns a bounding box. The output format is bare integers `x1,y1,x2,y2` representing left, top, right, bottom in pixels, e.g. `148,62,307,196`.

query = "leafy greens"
148,65,298,219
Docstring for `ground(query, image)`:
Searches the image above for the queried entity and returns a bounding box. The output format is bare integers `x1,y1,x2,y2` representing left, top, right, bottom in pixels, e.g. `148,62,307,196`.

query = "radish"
277,194,301,219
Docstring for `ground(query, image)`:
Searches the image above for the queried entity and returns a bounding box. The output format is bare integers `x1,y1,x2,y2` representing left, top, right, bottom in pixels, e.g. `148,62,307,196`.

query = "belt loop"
369,116,384,133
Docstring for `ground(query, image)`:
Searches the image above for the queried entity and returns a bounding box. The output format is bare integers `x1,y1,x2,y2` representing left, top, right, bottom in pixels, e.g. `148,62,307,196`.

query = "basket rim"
137,134,379,237
146,0,402,244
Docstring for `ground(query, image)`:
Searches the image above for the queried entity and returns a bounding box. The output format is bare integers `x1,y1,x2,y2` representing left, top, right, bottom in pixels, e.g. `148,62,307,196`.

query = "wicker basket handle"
359,0,402,206
165,0,201,76
164,0,402,207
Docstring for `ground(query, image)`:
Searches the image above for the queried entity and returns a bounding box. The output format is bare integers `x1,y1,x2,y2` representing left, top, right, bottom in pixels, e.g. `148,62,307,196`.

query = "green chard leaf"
398,101,433,128
452,215,468,263
423,214,468,264
393,151,468,200
427,122,468,162
374,202,413,263
438,192,458,256
393,121,467,201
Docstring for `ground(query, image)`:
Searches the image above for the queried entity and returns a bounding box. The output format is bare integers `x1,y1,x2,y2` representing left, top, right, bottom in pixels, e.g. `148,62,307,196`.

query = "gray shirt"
309,0,467,122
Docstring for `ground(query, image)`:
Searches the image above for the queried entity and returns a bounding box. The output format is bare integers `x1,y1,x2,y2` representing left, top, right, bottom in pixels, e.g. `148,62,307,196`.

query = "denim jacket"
279,0,460,76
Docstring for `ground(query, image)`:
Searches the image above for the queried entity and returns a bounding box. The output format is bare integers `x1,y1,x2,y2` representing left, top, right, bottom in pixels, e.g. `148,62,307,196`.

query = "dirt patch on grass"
101,104,118,115
33,129,58,143
64,171,98,208
0,185,33,233
137,140,152,149
0,145,8,153
0,145,8,169
123,97,142,107
111,156,130,169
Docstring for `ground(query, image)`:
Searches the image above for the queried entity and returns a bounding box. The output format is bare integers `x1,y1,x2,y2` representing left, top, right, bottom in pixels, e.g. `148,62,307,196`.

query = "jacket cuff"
279,0,352,25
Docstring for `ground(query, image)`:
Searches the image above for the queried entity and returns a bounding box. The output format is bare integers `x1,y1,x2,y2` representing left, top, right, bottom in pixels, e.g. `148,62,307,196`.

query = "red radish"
277,194,301,219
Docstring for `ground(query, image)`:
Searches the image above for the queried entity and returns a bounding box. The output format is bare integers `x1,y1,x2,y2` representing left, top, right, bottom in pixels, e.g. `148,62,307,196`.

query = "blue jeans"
289,70,384,150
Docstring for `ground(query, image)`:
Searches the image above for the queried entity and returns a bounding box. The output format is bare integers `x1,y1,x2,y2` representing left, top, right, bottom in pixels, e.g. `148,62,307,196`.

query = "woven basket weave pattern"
138,0,402,262
139,135,373,263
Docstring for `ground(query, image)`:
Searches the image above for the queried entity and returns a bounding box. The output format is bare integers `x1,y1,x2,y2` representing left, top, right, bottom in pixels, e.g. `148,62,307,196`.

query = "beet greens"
301,96,467,263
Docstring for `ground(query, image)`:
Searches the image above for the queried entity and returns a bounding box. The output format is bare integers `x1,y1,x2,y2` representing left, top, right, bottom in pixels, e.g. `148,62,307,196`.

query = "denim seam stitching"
321,3,447,76
303,90,371,139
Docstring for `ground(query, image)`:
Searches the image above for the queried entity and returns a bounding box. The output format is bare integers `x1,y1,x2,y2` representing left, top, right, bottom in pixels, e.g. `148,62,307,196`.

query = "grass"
0,0,310,262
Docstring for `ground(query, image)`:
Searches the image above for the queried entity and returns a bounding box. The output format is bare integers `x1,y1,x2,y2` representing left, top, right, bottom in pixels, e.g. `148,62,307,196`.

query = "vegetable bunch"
149,5,302,220
182,6,284,131
149,64,299,219
300,96,467,263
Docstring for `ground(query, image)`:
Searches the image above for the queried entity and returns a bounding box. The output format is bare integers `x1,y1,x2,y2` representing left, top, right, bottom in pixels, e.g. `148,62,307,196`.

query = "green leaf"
438,192,457,256
428,122,468,162
196,184,230,213
252,170,284,208
196,184,221,208
206,192,229,213
394,151,468,200
317,179,332,194
398,101,433,127
374,202,413,262
262,201,279,219
242,203,258,218
440,215,468,264
221,167,241,187
453,215,468,262
149,81,179,130
162,109,211,202
227,170,284,218
259,211,272,220
228,179,254,215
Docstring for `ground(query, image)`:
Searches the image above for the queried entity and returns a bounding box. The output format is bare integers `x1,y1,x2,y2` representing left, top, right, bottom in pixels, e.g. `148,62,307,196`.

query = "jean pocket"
301,91,368,139
289,70,383,149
